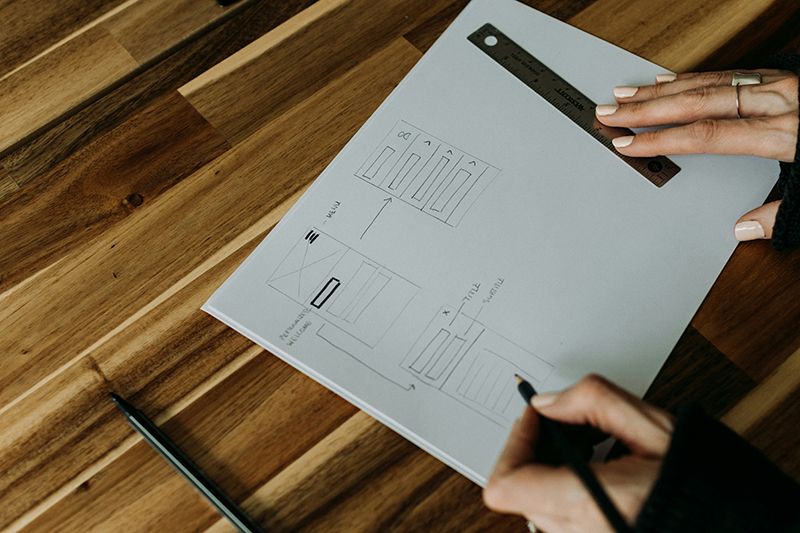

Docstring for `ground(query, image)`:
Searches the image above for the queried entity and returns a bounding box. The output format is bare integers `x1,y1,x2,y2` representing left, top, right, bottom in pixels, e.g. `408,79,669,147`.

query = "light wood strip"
569,0,776,72
723,345,800,434
0,27,139,157
179,0,452,145
0,0,132,80
102,0,254,64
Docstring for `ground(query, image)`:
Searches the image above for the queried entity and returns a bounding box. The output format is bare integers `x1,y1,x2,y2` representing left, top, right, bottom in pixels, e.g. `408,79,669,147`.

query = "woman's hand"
595,70,799,242
483,375,674,533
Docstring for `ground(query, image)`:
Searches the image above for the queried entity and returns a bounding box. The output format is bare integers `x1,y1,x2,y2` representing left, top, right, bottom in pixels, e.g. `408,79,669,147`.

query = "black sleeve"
634,403,800,532
763,53,800,251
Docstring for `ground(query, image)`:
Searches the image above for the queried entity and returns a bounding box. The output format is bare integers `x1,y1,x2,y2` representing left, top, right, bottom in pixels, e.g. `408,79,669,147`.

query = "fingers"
600,80,799,126
594,69,799,161
612,69,797,105
531,375,674,457
491,406,540,478
609,113,798,161
735,200,781,241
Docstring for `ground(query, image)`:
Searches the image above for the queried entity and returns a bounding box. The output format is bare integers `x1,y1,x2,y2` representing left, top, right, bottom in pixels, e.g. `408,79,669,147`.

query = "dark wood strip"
0,92,229,294
403,0,601,54
693,241,800,381
645,326,757,418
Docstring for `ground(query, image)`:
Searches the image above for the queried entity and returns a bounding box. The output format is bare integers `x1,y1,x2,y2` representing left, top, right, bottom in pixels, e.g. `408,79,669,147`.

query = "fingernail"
612,135,634,148
735,220,765,241
532,392,558,409
613,86,638,98
595,104,619,116
656,74,677,84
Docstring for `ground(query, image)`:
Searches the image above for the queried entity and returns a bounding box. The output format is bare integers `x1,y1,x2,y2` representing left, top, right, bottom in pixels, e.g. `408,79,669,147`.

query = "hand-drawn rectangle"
363,146,396,179
311,277,340,309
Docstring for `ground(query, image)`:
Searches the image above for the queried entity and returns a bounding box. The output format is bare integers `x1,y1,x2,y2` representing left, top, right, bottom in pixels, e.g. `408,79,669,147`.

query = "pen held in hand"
514,375,634,533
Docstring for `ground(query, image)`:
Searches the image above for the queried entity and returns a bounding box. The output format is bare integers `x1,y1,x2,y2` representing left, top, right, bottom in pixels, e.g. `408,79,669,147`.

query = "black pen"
514,376,634,533
110,393,265,533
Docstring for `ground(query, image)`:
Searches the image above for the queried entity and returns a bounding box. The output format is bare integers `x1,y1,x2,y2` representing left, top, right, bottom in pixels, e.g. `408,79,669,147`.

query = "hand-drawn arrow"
361,197,392,239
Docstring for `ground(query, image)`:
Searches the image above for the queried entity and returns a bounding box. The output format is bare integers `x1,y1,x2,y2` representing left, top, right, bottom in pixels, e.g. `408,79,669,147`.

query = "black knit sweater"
764,53,800,250
635,404,800,532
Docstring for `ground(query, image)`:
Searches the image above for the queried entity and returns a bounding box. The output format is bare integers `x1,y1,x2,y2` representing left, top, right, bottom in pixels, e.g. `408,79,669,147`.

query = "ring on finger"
732,72,762,118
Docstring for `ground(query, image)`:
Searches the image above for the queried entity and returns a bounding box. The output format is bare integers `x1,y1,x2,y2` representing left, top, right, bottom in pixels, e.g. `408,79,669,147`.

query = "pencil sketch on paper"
401,305,553,425
267,227,419,348
356,121,501,227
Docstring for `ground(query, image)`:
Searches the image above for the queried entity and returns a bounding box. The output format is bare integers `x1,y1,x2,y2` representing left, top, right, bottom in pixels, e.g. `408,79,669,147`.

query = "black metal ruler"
468,23,680,187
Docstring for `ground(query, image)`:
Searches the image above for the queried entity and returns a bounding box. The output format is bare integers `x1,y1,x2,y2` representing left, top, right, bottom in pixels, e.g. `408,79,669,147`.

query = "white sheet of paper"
203,0,777,484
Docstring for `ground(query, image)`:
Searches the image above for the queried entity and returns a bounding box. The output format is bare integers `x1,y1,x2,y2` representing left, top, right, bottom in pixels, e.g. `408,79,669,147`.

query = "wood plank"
179,0,453,145
0,92,229,295
102,0,255,65
693,241,800,381
568,0,778,72
0,26,139,157
0,0,318,194
0,0,129,79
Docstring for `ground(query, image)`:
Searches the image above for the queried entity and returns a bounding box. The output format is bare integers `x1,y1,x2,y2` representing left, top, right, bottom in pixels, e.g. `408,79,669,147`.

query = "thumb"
735,200,781,241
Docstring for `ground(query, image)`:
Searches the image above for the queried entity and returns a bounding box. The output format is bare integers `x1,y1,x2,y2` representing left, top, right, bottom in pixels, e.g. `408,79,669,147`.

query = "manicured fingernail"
612,135,634,148
532,392,558,409
735,220,765,241
656,74,677,84
595,104,619,116
614,86,638,98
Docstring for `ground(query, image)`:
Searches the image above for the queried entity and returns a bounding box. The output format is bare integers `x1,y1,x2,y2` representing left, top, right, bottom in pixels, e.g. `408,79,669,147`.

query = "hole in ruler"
484,35,498,46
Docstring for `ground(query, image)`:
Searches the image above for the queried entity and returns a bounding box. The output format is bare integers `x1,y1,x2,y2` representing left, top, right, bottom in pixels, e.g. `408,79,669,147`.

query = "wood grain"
0,0,129,79
569,0,783,72
179,0,453,145
0,166,18,197
0,92,229,294
0,0,318,198
0,26,139,157
103,0,255,64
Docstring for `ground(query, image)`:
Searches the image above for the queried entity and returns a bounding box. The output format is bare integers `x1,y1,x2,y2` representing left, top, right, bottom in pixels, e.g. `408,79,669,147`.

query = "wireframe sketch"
402,306,553,424
356,121,500,226
268,228,419,347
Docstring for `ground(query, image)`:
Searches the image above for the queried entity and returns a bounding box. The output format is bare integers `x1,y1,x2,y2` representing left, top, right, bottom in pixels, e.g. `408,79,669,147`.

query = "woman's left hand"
595,69,798,242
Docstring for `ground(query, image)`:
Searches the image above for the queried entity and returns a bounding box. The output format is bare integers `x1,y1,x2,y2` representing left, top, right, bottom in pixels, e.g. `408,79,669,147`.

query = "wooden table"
2,0,800,531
